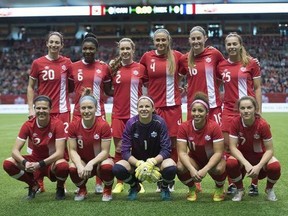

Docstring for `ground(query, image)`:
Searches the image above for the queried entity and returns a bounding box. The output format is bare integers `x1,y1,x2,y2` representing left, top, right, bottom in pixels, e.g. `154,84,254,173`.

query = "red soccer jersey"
30,55,72,114
68,117,112,163
218,58,261,114
229,116,272,156
140,50,182,108
18,117,66,160
179,47,224,109
177,119,224,164
112,62,145,119
69,60,111,117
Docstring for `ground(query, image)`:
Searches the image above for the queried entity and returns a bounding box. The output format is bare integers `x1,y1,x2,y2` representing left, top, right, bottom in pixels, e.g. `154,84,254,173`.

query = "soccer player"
26,31,72,192
69,33,112,193
177,92,226,202
68,90,114,202
109,38,146,193
179,26,224,123
140,29,182,191
3,95,69,200
112,96,177,201
218,32,262,195
226,96,281,202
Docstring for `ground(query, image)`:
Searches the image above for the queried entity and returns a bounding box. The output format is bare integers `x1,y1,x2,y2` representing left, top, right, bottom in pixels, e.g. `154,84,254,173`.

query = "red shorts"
187,105,222,126
156,105,182,137
221,112,239,132
111,118,129,138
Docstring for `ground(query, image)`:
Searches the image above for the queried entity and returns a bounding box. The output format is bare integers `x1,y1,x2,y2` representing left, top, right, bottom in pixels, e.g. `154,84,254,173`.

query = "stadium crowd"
0,35,287,96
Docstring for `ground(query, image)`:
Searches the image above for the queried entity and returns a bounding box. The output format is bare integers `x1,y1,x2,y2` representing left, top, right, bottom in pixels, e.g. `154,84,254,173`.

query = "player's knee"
112,164,130,180
161,165,177,181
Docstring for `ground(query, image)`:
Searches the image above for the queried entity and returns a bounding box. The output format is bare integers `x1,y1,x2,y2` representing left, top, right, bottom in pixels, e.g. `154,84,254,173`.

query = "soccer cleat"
55,187,65,200
102,187,112,202
27,184,40,200
187,186,197,202
213,187,225,202
168,180,175,192
128,184,140,201
74,187,87,201
95,184,104,194
226,184,237,195
74,187,80,194
195,182,202,193
36,180,45,193
160,188,171,201
112,183,124,194
265,188,277,201
248,184,259,196
232,188,245,201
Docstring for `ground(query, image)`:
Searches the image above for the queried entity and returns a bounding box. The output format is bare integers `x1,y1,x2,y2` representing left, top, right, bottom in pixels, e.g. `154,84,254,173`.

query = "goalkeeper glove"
146,158,157,166
135,162,154,182
147,166,162,183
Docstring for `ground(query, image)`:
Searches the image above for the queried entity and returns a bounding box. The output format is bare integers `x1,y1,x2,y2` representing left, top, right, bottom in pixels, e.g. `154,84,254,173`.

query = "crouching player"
226,96,281,201
112,96,177,201
3,95,69,200
176,92,226,202
68,91,114,202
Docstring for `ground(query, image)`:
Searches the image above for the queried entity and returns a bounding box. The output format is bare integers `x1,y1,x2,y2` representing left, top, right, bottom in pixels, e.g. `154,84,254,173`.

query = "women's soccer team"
3,27,281,202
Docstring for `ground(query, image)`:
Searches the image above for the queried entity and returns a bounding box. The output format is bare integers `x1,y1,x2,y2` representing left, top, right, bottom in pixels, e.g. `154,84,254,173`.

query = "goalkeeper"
112,96,177,201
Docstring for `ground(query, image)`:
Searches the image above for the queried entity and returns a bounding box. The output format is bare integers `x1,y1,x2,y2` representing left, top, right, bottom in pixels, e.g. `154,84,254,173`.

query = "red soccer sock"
210,171,227,188
226,158,243,189
54,161,69,188
266,161,281,189
177,171,195,188
98,164,114,189
3,160,35,186
69,167,87,188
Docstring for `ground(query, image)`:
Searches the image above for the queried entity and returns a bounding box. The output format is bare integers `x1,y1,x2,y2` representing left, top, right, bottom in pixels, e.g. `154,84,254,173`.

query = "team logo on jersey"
151,131,157,138
205,135,211,141
134,133,139,138
96,69,101,74
240,67,246,72
48,132,52,138
133,70,139,76
254,133,260,139
94,134,100,140
62,65,67,71
205,57,211,63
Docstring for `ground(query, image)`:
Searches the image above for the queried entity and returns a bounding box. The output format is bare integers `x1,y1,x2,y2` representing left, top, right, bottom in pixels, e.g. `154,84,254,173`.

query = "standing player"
3,95,69,200
226,96,281,201
140,29,182,191
179,26,224,123
218,32,262,195
177,92,226,202
112,96,177,201
68,91,114,202
178,26,224,192
27,31,72,192
69,33,112,193
109,38,146,193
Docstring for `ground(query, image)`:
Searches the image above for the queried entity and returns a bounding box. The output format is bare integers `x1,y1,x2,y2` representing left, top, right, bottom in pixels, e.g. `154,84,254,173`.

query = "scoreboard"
0,3,288,17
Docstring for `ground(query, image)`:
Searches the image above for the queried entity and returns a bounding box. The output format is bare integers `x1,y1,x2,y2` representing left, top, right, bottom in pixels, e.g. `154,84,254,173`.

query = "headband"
191,99,209,111
137,96,155,107
80,95,97,106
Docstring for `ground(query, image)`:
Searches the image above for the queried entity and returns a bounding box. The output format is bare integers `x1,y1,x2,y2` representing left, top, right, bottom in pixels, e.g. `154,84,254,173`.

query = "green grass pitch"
0,113,287,216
